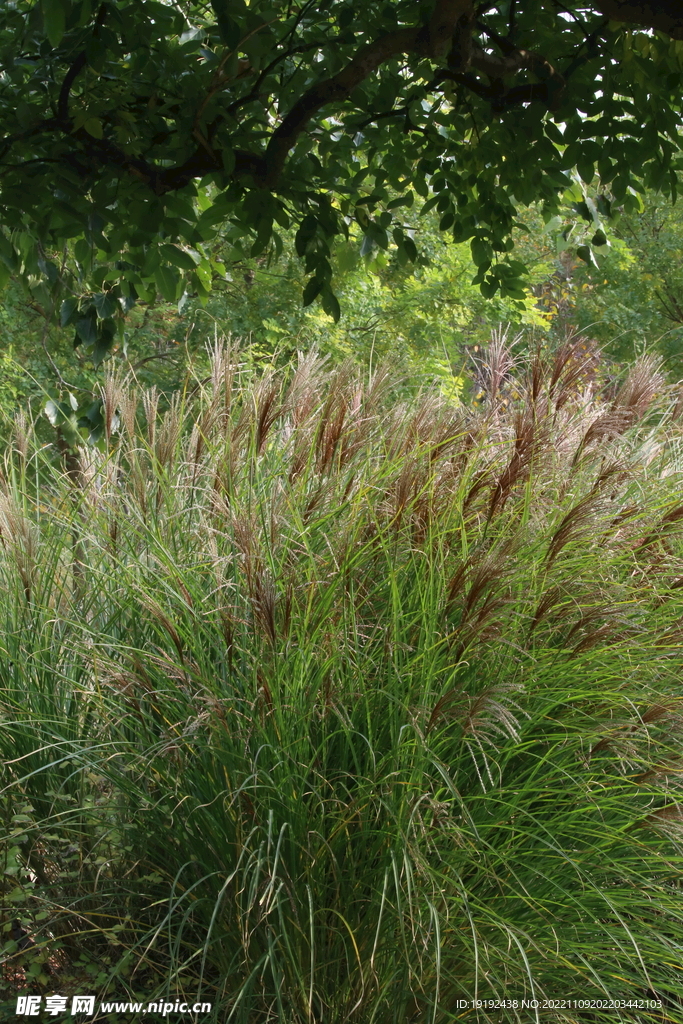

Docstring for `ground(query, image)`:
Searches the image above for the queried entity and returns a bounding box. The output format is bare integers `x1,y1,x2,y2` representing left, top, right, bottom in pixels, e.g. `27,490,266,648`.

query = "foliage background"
2,184,683,444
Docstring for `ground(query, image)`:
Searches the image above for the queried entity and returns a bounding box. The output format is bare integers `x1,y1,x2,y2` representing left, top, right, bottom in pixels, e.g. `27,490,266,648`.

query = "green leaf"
44,399,81,447
596,194,612,219
44,400,60,426
572,201,593,224
480,276,499,298
387,192,414,210
93,292,117,318
367,222,388,250
75,310,98,346
211,4,244,48
295,215,318,257
402,237,418,262
83,118,104,140
544,120,564,145
78,400,105,441
577,157,594,185
159,243,201,270
0,234,17,271
336,242,358,273
195,261,212,289
420,196,440,217
60,297,79,327
81,399,104,426
302,276,322,307
439,210,454,232
320,286,340,322
154,264,181,302
471,238,492,268
92,320,116,366
576,244,598,267
74,238,91,265
360,233,375,258
413,177,429,198
42,0,67,47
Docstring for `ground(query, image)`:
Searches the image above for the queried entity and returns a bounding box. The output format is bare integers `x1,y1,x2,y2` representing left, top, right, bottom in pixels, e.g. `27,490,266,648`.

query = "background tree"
1,0,683,363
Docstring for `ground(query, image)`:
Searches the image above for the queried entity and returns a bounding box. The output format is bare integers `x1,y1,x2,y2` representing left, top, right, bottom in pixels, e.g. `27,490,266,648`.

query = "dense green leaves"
0,0,682,348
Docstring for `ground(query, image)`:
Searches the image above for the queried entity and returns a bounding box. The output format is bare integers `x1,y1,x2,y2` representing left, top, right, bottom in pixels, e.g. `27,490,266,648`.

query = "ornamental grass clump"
2,340,683,1022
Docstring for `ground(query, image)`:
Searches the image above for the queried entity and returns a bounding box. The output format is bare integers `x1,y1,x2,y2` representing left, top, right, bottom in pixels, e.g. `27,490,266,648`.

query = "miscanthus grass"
2,340,683,1023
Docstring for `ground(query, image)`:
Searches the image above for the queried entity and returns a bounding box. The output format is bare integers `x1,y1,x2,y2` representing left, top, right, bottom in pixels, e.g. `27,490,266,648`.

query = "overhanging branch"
261,0,474,186
57,52,87,123
596,0,683,38
8,0,680,201
261,26,421,187
468,44,566,110
57,4,108,124
50,0,475,194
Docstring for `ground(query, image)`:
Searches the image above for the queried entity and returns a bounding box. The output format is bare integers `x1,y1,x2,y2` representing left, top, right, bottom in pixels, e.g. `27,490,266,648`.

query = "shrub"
2,340,683,1023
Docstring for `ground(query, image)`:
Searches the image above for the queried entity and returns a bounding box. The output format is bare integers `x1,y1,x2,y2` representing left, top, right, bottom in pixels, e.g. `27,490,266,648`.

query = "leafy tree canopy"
1,0,683,359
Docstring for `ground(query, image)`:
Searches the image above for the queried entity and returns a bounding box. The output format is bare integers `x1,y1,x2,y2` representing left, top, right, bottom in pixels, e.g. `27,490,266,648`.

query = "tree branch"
595,0,683,38
90,3,474,194
193,18,278,133
262,0,474,187
14,0,679,203
261,26,422,187
57,51,87,123
57,4,108,124
470,29,564,83
430,0,474,61
0,118,62,162
436,66,561,112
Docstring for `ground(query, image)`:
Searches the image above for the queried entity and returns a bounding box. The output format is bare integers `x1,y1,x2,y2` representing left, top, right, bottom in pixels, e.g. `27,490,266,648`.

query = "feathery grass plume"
475,326,519,406
428,679,526,788
315,375,350,474
154,393,183,473
545,491,610,567
3,343,683,1021
613,353,665,418
142,385,159,451
444,542,514,659
11,408,30,464
572,355,665,467
118,388,138,440
0,482,38,603
208,336,238,427
549,334,602,411
524,345,547,408
487,407,546,518
671,382,683,422
252,371,281,455
98,367,125,445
